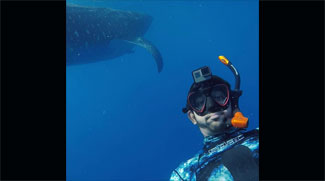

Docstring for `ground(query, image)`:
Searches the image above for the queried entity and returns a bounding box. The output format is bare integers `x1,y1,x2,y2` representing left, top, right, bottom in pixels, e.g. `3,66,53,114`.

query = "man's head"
184,75,234,137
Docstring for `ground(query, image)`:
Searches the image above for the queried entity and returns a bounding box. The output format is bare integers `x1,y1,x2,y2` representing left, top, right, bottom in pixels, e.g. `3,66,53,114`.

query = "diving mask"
187,83,230,116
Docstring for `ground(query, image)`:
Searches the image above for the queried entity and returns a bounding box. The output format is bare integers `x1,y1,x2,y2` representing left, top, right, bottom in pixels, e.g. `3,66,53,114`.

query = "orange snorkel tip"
231,112,249,129
218,55,230,65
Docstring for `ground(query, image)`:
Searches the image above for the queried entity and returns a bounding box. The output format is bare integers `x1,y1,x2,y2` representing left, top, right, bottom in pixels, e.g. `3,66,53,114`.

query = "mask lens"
211,85,229,106
188,92,206,112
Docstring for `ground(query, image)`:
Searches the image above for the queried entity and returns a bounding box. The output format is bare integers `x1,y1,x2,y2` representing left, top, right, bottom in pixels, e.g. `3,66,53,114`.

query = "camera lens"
194,71,201,78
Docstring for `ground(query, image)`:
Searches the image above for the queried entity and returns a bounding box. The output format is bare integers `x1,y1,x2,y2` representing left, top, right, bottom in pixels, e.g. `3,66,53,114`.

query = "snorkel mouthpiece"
231,112,248,129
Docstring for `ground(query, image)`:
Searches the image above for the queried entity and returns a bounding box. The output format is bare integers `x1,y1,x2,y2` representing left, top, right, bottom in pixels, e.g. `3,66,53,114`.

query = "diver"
170,56,259,181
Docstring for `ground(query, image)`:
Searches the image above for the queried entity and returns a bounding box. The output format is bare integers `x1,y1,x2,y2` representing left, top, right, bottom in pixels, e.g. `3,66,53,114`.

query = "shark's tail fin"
128,37,163,73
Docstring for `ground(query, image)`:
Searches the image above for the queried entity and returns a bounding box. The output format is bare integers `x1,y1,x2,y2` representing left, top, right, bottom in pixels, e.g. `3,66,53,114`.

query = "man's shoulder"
174,153,199,172
240,127,259,152
171,153,200,180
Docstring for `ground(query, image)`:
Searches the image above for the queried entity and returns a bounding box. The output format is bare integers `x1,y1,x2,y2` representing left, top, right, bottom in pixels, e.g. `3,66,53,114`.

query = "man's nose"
206,96,219,111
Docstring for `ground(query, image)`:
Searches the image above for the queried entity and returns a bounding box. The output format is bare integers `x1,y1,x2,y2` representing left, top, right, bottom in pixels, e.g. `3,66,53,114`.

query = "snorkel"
218,56,248,129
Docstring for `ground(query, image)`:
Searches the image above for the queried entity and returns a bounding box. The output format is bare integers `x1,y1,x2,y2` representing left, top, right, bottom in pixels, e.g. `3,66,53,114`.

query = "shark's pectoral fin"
126,37,163,73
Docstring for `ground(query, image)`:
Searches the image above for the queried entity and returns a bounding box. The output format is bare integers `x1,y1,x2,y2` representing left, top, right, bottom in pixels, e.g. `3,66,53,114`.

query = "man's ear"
187,111,197,125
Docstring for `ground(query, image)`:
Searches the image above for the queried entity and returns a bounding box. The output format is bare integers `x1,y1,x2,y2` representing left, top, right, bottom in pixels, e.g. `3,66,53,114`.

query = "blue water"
66,1,259,180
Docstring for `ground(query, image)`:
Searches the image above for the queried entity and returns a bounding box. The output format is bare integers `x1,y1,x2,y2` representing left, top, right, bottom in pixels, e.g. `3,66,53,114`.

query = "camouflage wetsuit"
170,128,259,181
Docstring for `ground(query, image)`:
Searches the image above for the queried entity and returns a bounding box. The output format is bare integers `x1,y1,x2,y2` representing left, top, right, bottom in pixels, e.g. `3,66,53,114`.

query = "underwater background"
66,0,259,180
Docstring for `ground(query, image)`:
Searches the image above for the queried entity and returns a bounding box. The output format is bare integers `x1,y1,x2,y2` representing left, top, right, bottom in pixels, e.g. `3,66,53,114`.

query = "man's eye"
196,97,205,104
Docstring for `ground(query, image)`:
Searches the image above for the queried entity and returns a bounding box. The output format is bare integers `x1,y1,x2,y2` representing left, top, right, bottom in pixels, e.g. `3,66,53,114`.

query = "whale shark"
66,5,163,72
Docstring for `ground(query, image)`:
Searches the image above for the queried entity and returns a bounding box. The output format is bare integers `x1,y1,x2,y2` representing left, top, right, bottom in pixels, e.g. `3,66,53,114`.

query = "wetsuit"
170,128,259,181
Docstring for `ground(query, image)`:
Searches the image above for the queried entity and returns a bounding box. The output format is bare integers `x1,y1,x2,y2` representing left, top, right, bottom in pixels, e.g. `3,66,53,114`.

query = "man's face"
188,102,233,137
